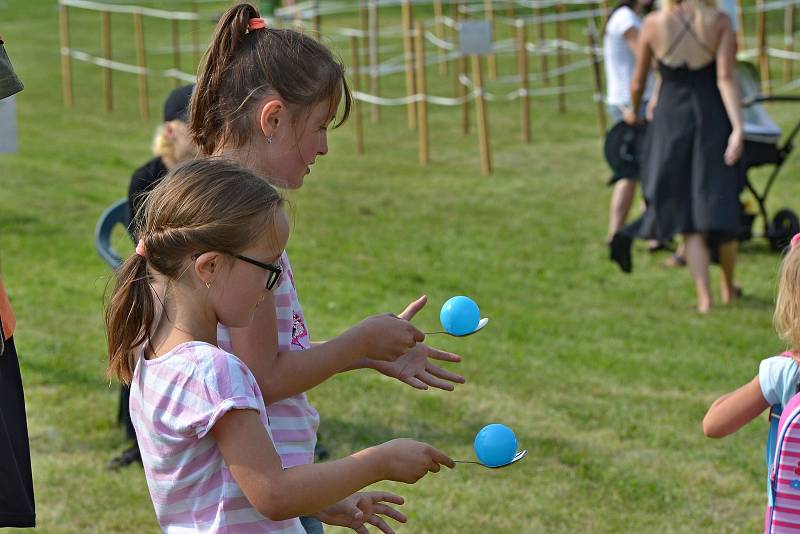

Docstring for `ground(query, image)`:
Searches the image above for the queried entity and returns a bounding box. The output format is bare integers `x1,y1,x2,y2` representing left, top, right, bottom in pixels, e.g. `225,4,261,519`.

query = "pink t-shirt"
129,341,305,534
218,252,320,468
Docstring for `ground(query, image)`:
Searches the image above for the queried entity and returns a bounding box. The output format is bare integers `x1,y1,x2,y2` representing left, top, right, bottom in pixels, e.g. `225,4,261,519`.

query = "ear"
193,251,224,287
164,121,177,142
258,98,287,139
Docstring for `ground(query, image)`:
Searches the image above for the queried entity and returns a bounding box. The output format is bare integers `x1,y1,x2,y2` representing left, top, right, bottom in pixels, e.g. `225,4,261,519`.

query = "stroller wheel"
769,209,800,251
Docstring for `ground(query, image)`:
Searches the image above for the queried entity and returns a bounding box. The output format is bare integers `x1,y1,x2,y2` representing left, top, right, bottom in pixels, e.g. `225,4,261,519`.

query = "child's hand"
377,438,454,484
370,343,465,391
316,491,407,534
369,294,465,391
351,314,425,362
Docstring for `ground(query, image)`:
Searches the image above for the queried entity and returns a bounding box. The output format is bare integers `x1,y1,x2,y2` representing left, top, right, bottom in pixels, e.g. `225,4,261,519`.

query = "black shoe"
106,443,142,470
609,233,633,273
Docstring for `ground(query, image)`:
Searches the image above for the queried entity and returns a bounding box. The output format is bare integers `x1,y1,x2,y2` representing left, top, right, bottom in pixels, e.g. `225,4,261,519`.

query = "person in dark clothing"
0,34,35,528
107,84,196,470
611,0,743,313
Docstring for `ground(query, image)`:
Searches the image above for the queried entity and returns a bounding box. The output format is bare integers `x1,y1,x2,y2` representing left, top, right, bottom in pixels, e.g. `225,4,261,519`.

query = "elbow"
702,416,724,439
253,490,296,522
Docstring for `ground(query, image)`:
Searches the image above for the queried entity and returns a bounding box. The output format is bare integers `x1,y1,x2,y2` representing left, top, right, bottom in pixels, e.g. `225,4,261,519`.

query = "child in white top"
703,234,800,438
106,159,454,533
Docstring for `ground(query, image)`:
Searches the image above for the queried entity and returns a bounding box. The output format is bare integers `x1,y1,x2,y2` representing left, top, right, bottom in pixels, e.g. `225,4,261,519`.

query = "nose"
318,131,329,156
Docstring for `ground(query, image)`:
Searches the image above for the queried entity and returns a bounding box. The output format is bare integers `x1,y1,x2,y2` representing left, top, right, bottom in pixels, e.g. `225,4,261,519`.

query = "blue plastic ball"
439,296,480,336
473,423,517,467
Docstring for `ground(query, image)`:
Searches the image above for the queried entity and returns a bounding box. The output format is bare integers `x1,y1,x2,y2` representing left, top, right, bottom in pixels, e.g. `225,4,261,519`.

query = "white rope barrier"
60,0,200,20
63,48,197,82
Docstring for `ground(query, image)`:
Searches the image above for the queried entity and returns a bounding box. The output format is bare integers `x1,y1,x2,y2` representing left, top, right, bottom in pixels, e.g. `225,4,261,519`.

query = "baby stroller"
736,61,800,250
603,61,800,251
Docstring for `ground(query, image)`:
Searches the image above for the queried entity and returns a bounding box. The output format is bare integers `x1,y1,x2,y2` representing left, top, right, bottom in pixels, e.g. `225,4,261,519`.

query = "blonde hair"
775,246,800,354
151,120,183,161
105,158,284,384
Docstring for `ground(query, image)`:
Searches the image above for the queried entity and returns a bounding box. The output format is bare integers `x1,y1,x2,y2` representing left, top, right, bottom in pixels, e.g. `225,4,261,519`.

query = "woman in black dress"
611,0,743,312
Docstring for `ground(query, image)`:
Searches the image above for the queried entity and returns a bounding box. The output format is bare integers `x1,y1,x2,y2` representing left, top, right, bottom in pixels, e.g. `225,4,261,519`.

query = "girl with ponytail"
189,5,465,530
106,158,453,533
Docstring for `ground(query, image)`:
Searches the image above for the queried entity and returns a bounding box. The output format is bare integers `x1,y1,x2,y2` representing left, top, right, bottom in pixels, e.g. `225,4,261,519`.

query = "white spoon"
454,449,528,469
425,317,489,337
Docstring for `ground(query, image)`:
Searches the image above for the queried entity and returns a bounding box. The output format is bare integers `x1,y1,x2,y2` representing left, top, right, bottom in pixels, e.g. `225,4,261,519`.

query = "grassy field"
3,0,800,532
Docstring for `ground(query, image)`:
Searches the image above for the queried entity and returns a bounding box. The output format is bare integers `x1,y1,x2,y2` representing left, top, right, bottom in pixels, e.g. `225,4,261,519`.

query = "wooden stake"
600,0,608,27
472,55,492,175
368,0,380,122
587,22,606,136
349,36,364,155
312,0,321,36
536,5,548,84
401,0,417,129
102,10,113,113
556,3,567,113
191,0,200,67
758,0,770,95
516,19,531,143
459,55,470,135
172,18,181,88
484,0,497,80
785,2,795,83
59,3,73,108
134,12,149,120
414,21,429,166
735,0,745,49
359,0,369,90
435,0,447,75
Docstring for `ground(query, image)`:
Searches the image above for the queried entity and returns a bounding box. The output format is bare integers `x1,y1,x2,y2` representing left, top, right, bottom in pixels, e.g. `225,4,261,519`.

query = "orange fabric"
0,277,15,339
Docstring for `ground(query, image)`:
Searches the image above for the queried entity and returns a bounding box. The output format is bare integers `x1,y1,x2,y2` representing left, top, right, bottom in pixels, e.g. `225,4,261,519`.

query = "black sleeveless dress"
624,20,741,244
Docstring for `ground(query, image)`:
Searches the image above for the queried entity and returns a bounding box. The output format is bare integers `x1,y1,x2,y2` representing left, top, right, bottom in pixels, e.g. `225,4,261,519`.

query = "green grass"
3,0,800,532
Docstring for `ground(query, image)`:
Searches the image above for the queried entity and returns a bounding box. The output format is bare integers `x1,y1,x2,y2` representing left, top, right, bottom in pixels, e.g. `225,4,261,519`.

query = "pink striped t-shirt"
218,252,320,469
129,341,305,534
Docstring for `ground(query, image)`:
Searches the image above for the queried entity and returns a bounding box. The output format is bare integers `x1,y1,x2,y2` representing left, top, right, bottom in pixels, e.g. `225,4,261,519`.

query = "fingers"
429,446,455,468
367,514,395,534
425,346,462,363
409,323,425,344
398,294,427,321
403,375,429,390
419,372,456,391
426,362,465,384
372,503,407,524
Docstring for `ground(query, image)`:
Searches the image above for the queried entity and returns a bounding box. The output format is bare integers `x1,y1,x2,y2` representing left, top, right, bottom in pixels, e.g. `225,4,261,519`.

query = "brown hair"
106,158,284,384
776,246,800,355
190,2,351,155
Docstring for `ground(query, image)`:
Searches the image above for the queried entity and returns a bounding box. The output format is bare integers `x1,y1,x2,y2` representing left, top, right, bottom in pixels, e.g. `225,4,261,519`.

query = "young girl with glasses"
106,158,454,533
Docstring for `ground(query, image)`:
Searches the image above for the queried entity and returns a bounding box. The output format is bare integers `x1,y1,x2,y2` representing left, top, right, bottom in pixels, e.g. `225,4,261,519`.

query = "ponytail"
105,254,155,384
191,3,259,154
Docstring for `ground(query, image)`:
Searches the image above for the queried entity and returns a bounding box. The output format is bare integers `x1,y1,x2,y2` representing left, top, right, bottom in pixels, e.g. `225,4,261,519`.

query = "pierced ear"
258,98,286,139
193,251,222,287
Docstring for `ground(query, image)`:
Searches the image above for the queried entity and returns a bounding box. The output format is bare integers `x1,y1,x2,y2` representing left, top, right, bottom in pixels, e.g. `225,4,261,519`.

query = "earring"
266,135,273,144
205,281,212,289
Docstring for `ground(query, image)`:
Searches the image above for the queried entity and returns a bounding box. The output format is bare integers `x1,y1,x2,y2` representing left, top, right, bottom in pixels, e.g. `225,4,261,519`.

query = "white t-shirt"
759,354,800,407
604,6,648,106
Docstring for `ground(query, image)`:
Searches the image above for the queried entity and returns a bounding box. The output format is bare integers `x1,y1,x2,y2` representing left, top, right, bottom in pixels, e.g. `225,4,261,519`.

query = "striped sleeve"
192,346,263,439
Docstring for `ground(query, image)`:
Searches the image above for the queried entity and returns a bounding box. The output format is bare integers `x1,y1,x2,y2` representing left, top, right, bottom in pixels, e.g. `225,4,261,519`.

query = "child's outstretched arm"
703,376,770,438
212,408,453,522
231,294,445,404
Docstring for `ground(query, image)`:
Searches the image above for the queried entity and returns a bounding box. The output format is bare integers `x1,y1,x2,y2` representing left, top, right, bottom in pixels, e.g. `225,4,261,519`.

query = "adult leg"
718,239,739,304
684,233,712,313
607,178,637,241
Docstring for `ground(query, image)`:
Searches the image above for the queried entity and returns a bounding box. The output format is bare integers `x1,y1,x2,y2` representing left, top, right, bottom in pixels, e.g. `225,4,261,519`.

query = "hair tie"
791,233,800,250
135,239,147,259
248,18,266,31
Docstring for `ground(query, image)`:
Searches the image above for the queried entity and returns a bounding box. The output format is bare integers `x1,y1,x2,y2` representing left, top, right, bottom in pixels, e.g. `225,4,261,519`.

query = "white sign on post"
459,21,493,56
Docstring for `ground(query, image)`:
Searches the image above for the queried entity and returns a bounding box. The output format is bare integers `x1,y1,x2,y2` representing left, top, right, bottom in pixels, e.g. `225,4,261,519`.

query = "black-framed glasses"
232,253,283,291
192,252,283,291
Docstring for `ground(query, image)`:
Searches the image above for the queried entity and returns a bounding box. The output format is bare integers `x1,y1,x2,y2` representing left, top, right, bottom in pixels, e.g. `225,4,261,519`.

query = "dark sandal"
662,253,686,268
609,233,633,274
